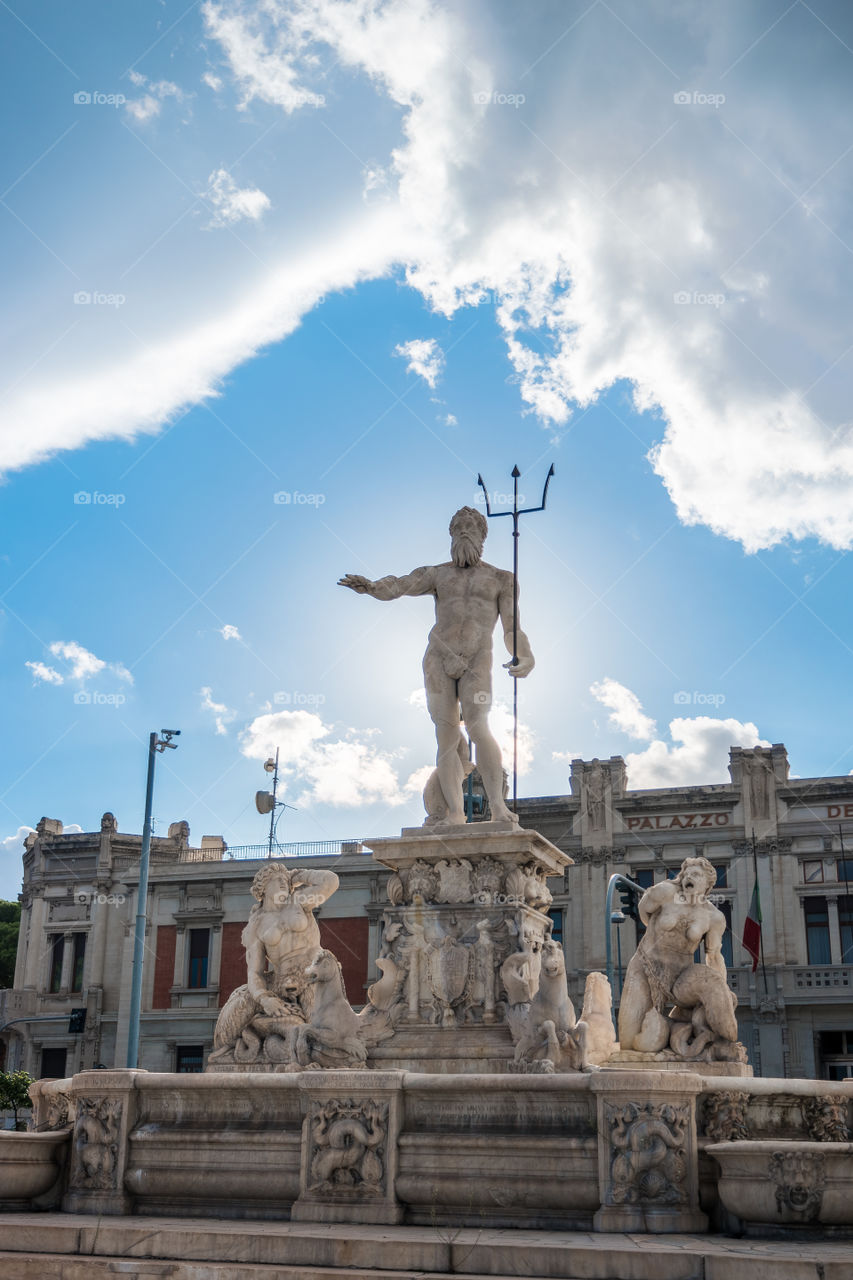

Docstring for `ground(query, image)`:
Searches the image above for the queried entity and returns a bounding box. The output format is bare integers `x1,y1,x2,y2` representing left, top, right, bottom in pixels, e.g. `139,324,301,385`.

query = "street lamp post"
126,729,180,1069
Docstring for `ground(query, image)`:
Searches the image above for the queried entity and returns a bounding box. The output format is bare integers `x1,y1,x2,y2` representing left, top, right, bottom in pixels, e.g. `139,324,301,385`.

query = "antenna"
254,748,297,855
476,463,555,810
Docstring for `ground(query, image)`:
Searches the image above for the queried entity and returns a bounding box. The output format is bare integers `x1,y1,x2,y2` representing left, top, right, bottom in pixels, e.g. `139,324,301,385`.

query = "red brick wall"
319,917,369,1005
151,924,176,1009
219,921,248,1007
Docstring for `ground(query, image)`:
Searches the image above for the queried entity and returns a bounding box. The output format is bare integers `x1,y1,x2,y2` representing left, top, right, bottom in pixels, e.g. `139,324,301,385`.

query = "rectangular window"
804,896,832,965
548,909,563,945
49,935,64,993
634,868,654,889
70,933,86,993
714,864,728,889
175,1045,204,1073
803,861,824,883
187,928,210,988
39,1047,67,1079
839,896,853,965
719,901,733,968
818,1030,853,1080
837,860,853,884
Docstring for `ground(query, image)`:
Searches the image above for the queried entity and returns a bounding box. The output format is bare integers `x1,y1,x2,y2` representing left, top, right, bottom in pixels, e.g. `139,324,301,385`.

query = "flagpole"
752,829,769,997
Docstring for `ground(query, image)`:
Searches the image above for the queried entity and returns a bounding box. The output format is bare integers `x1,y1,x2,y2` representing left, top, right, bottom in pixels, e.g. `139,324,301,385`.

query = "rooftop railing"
193,839,367,862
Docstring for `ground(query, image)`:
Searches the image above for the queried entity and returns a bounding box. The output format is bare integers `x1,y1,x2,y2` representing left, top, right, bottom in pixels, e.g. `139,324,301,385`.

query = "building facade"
2,743,853,1080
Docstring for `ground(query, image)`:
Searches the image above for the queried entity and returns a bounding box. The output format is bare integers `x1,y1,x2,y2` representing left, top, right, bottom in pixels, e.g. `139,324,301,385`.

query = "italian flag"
742,876,762,972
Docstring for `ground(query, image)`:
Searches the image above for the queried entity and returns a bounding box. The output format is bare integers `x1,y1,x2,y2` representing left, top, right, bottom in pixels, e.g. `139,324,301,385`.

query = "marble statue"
618,856,744,1062
339,505,534,828
292,950,368,1069
511,941,616,1072
209,863,359,1068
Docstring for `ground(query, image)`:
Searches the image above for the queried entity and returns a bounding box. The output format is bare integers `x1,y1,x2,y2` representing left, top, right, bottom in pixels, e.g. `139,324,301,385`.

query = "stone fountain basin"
0,1129,71,1208
707,1140,853,1228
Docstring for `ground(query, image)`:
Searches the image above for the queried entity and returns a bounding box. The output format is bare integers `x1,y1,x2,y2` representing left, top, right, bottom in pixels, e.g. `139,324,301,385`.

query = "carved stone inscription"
406,1094,595,1135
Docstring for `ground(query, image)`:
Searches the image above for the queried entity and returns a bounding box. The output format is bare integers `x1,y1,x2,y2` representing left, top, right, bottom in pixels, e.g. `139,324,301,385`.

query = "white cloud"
625,716,770,789
219,623,242,641
203,168,271,228
393,337,444,389
6,2,853,553
552,750,582,764
203,71,223,91
198,0,853,550
240,709,407,807
34,641,134,686
1,825,34,855
408,688,427,711
0,205,405,475
125,74,187,122
25,661,63,686
200,686,237,735
590,677,657,741
202,0,327,112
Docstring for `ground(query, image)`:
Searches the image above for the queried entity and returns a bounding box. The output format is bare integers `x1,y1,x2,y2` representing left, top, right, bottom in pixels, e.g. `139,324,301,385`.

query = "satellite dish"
255,790,275,815
263,758,276,774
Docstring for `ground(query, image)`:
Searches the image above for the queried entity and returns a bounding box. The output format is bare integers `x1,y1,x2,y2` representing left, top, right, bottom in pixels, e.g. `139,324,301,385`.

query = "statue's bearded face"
449,507,487,567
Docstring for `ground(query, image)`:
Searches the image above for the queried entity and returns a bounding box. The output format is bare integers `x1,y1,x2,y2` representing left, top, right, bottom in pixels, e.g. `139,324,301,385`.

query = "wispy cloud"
200,686,237,735
394,338,444,390
202,168,271,228
590,677,657,740
125,71,187,122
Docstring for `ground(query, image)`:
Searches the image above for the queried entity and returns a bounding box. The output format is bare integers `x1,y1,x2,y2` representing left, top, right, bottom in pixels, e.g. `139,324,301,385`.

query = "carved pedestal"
291,1071,404,1224
62,1070,144,1216
591,1071,708,1234
363,824,570,1070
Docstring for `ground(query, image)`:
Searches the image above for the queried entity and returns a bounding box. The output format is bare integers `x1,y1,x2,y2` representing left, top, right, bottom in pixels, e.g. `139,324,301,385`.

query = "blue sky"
2,0,853,898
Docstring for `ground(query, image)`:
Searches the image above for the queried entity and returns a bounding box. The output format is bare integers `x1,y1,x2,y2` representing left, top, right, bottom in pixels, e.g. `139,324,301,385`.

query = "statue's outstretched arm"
498,576,534,678
292,868,339,907
338,566,436,601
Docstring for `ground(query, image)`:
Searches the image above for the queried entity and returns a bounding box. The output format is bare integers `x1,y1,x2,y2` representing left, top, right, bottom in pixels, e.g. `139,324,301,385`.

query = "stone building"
2,744,853,1079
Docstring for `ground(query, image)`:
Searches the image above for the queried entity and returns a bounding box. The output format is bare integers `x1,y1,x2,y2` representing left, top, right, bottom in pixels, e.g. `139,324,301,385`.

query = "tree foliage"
0,900,21,989
0,1070,33,1126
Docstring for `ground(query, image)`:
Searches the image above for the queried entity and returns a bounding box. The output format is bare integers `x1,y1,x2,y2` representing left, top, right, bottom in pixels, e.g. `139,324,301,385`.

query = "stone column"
591,1071,708,1234
173,925,187,993
87,887,109,990
59,931,74,993
22,895,46,988
209,924,222,998
291,1070,404,1225
63,1069,143,1215
13,902,29,989
828,897,842,965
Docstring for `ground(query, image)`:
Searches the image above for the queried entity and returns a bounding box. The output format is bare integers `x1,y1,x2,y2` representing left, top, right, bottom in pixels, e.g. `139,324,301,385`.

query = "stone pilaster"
62,1069,144,1215
730,744,788,841
291,1070,404,1225
591,1071,708,1234
570,757,626,846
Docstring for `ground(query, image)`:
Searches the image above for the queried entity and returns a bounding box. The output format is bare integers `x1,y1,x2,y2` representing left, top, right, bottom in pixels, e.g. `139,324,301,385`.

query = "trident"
477,463,555,811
